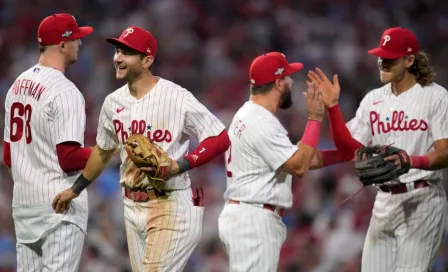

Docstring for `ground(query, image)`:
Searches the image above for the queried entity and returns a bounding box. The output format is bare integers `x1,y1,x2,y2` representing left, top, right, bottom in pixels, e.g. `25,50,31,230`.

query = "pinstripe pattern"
219,202,286,272
223,101,297,208
346,83,448,183
219,101,295,271
345,82,448,271
123,188,203,272
16,222,85,272
362,184,447,272
96,78,225,190
96,77,223,271
4,66,86,206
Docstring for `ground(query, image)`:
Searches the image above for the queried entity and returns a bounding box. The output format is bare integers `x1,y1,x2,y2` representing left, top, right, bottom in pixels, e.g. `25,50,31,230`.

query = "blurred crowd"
1,0,448,271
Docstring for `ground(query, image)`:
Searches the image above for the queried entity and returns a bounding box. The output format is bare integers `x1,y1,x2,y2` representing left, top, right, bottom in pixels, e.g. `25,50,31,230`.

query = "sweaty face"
113,47,145,81
279,76,293,109
377,57,408,84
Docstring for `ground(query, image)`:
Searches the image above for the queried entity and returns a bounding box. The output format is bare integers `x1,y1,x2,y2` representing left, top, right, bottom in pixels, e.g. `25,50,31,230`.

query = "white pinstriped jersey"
224,101,298,208
96,77,225,190
347,82,448,183
3,65,88,242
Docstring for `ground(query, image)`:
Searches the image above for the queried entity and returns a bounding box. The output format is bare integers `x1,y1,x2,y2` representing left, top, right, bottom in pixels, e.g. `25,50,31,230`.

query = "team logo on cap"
61,30,72,38
274,68,284,76
124,28,134,38
382,35,391,46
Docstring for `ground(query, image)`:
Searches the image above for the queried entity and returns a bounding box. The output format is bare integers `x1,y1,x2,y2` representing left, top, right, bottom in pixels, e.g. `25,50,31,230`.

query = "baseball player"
218,52,325,272
308,27,448,271
52,26,230,272
2,14,94,271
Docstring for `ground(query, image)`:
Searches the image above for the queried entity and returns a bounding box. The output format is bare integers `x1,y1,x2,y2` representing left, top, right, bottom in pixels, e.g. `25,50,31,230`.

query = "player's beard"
279,87,293,109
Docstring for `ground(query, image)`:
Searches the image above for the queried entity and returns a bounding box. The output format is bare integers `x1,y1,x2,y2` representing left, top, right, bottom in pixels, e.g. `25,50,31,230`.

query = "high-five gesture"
304,82,325,121
307,68,340,108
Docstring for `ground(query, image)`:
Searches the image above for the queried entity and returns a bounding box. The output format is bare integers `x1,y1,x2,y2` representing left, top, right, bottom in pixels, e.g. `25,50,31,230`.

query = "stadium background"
1,0,448,271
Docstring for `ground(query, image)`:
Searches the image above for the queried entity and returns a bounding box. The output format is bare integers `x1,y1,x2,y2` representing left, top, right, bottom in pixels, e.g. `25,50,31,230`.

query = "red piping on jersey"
56,142,92,173
185,130,230,169
3,141,11,167
327,104,364,160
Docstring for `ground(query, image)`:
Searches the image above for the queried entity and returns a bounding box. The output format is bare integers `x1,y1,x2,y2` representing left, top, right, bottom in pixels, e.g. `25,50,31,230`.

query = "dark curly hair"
408,51,436,86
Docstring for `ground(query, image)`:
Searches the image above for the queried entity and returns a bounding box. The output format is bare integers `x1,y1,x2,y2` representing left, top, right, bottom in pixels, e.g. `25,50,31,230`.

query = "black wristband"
176,158,191,174
71,174,92,194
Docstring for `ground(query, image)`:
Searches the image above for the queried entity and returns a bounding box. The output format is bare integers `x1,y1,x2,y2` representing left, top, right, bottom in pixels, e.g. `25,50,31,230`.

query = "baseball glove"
354,145,411,186
124,134,171,191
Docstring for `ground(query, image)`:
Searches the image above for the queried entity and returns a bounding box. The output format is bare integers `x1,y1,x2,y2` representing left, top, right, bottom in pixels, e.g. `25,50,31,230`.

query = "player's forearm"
309,149,346,169
327,104,364,160
293,142,317,174
411,149,448,170
82,145,115,180
71,145,115,194
288,120,322,175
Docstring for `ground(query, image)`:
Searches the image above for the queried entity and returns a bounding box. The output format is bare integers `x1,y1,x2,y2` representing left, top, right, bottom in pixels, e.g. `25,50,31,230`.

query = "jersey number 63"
10,102,33,144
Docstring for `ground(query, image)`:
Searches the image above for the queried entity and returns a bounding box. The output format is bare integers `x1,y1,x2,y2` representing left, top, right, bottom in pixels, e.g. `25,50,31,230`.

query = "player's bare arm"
281,82,325,176
52,145,116,213
384,138,448,171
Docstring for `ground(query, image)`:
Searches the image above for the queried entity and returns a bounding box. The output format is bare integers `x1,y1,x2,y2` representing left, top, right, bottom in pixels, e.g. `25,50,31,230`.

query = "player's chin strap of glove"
336,144,411,207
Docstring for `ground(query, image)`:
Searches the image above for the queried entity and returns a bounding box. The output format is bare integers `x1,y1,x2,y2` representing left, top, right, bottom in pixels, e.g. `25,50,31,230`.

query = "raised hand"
304,82,325,122
307,68,340,108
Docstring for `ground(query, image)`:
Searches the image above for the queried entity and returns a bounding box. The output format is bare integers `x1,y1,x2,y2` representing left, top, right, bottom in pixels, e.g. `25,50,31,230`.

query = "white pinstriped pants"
218,202,287,272
16,221,85,272
362,183,447,272
123,188,204,272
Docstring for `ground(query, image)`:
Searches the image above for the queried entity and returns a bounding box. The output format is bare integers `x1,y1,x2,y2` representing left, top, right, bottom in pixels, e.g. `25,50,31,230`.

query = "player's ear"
405,55,415,68
142,56,154,69
57,42,66,52
274,77,283,91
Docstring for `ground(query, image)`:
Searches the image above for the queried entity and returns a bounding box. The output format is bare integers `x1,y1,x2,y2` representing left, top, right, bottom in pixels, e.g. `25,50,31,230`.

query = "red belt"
124,188,166,202
378,180,430,195
228,199,284,217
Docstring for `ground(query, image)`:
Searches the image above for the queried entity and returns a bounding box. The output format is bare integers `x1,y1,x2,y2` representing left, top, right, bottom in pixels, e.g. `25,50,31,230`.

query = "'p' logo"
382,35,391,46
124,28,134,38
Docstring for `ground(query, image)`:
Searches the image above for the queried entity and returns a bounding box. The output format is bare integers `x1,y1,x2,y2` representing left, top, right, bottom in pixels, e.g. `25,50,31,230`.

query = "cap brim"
285,62,304,75
73,26,94,40
368,47,404,59
106,37,145,54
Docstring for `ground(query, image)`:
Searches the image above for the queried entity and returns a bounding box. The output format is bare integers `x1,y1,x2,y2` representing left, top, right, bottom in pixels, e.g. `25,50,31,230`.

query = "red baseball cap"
38,13,94,45
249,52,304,86
368,27,419,59
106,26,158,57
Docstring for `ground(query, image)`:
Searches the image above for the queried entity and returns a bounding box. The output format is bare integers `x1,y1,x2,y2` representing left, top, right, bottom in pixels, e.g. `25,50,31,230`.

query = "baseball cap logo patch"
274,68,284,76
124,28,134,38
61,30,72,38
382,35,391,46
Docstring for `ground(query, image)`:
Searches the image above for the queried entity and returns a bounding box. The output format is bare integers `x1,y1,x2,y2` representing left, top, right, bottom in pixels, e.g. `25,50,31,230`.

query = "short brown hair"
250,82,275,95
408,52,436,86
39,45,47,54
